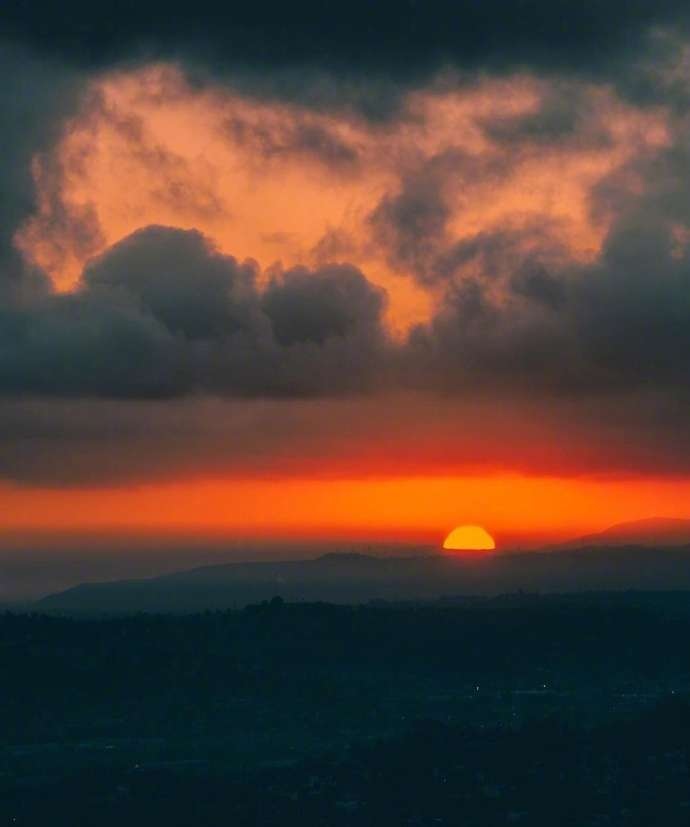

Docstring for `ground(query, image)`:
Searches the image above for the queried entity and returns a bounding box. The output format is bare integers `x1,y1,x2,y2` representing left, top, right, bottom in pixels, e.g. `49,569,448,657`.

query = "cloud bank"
3,5,690,487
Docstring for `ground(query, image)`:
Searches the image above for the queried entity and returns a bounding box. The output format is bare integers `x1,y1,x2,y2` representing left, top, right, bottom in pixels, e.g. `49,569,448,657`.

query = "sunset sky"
4,0,690,549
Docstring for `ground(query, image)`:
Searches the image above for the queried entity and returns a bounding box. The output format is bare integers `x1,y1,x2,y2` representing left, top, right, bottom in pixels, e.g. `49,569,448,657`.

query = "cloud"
0,44,84,299
9,210,664,403
225,115,359,166
19,63,666,335
6,0,690,108
84,226,259,341
0,65,688,483
3,388,690,487
0,225,389,399
4,15,690,489
262,263,385,346
406,142,690,399
369,152,458,285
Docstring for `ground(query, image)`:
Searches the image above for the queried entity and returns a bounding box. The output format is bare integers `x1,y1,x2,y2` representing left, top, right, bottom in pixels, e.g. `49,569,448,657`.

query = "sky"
4,1,690,551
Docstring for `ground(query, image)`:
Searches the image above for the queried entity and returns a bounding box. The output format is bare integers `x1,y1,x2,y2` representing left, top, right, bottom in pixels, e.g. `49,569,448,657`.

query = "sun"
443,525,496,551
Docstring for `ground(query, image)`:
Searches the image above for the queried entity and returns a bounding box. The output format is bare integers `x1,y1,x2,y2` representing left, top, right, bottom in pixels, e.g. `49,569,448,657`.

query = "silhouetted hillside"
38,545,690,613
557,517,690,548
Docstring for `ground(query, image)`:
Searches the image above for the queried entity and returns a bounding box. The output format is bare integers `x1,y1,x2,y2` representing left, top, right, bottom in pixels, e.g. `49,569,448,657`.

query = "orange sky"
3,473,690,549
4,63,687,546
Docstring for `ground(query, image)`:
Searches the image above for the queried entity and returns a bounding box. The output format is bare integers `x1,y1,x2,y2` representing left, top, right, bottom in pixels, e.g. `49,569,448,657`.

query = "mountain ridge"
36,542,690,614
553,517,690,550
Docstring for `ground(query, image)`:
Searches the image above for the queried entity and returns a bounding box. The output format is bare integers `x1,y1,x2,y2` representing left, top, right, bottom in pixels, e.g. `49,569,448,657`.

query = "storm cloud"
405,120,690,399
6,0,690,99
3,0,690,489
0,226,389,398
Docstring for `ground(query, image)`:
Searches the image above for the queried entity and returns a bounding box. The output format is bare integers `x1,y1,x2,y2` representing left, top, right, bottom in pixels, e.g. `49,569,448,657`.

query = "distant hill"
557,518,690,549
37,544,690,614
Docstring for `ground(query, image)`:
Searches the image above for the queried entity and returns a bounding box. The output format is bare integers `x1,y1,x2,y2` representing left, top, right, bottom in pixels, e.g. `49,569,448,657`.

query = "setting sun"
443,525,496,551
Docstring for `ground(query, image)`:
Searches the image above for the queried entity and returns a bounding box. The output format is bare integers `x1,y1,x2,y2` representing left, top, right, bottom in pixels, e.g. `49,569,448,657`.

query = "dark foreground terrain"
37,544,690,611
3,594,690,825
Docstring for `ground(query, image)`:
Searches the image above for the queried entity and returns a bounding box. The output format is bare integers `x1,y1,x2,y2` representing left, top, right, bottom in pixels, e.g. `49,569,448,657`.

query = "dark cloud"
510,262,566,310
0,44,85,298
2,207,690,481
225,116,359,166
372,163,566,287
84,226,259,341
479,84,609,148
262,263,385,347
49,195,685,412
6,0,690,96
432,228,567,286
3,389,690,487
407,191,690,399
3,151,690,409
0,226,389,399
369,152,467,284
